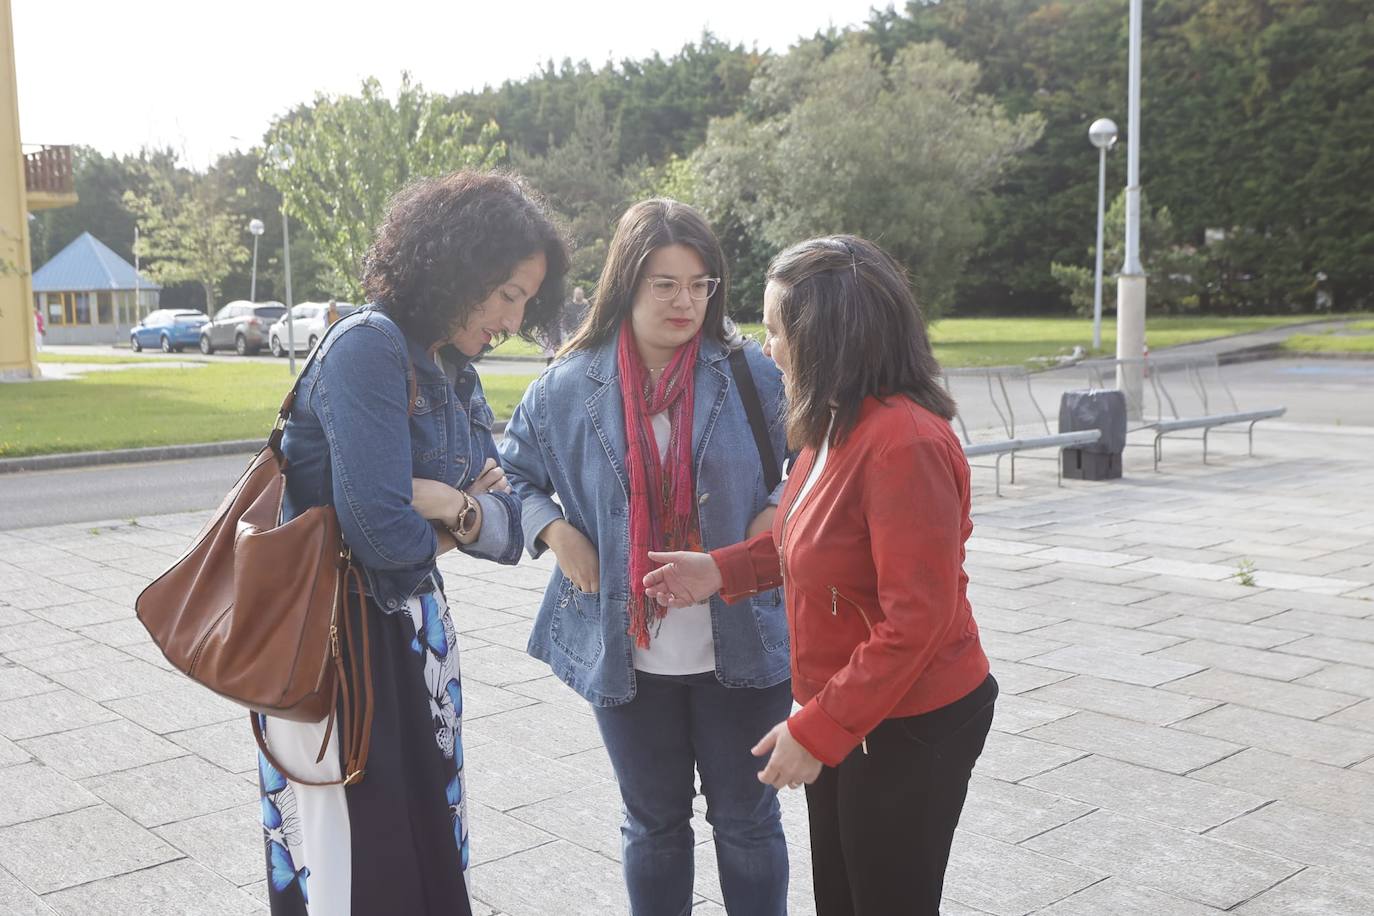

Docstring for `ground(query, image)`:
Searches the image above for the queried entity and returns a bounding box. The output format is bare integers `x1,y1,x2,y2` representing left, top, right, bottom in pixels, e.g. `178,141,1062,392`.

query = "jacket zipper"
830,586,874,632
777,451,826,583
830,586,875,754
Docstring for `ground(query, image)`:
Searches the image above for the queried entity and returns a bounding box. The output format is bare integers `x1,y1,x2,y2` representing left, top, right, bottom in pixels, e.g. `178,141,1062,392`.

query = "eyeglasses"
646,277,721,302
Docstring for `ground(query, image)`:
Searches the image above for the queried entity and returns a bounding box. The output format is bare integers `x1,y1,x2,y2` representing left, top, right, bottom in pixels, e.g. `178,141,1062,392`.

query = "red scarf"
618,319,701,648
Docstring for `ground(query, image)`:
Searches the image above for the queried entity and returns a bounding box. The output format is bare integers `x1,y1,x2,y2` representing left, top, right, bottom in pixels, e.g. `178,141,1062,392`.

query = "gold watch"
446,492,479,542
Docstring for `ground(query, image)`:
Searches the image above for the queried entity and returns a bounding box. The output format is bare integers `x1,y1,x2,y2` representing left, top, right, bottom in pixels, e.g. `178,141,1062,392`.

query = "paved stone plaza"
1,419,1373,914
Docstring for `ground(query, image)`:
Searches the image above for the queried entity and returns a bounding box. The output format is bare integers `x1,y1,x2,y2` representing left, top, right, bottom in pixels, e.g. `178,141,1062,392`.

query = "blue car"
130,309,208,353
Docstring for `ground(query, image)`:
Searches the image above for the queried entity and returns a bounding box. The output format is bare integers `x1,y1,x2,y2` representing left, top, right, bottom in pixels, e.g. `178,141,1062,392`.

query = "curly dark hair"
362,170,570,347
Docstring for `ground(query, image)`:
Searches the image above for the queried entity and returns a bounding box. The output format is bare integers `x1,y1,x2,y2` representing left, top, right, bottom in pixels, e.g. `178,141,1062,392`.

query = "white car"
268,302,357,356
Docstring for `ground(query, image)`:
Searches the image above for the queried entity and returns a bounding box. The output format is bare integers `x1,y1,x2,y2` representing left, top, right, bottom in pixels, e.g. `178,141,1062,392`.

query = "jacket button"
386,598,398,609
414,397,426,409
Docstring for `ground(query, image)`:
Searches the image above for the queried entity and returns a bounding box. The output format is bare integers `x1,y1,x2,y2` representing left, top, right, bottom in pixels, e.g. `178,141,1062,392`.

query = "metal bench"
943,366,1102,496
1082,354,1285,470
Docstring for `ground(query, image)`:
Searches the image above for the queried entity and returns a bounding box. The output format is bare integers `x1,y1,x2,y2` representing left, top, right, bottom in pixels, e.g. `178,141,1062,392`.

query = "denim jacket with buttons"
280,305,522,612
499,328,791,706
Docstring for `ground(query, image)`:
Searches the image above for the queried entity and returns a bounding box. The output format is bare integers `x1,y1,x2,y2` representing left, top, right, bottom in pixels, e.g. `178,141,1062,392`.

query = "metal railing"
1082,354,1285,468
942,366,1101,495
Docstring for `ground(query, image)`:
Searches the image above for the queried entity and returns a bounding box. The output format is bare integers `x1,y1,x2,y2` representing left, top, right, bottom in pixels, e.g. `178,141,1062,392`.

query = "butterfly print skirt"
257,586,471,915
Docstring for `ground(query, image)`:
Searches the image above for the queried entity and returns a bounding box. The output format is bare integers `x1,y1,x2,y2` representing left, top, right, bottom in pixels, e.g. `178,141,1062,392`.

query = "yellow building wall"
0,0,38,379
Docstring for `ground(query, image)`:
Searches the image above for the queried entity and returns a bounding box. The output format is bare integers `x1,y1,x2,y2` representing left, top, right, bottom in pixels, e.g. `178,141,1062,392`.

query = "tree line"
29,0,1372,318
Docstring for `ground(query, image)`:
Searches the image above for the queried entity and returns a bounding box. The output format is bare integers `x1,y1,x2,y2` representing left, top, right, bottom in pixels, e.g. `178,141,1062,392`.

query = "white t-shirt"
785,427,831,528
632,412,716,676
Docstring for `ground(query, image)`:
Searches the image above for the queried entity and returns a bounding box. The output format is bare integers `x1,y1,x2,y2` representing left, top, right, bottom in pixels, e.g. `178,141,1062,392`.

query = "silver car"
199,301,288,356
268,302,358,357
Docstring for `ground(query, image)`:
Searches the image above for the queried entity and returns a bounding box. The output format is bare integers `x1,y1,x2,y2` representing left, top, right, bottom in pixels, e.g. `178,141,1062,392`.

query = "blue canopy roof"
31,232,161,293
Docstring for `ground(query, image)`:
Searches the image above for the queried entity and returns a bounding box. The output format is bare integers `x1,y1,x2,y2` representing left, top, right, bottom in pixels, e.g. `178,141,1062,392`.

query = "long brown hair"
768,235,956,450
561,199,732,354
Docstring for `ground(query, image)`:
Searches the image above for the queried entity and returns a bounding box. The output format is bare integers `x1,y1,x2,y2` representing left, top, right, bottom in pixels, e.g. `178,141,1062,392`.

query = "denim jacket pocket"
411,381,448,416
551,576,607,668
750,588,789,652
462,395,498,484
411,382,450,470
469,396,496,431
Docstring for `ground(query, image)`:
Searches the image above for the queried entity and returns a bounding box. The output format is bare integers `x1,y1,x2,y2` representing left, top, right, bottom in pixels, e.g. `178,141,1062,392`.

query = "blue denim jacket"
500,329,791,706
280,306,522,612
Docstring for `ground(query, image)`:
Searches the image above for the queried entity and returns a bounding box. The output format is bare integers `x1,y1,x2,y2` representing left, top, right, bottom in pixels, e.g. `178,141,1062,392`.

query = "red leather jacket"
711,395,989,766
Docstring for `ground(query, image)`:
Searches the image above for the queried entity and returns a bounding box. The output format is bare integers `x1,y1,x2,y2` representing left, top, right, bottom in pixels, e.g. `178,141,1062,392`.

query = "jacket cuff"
711,541,760,604
364,564,437,614
709,531,781,604
789,698,861,767
520,495,565,560
462,491,522,566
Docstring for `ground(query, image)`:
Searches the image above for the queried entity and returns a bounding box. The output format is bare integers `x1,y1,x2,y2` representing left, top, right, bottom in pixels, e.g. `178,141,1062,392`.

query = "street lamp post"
248,218,265,302
267,145,297,376
1089,118,1118,352
1116,0,1148,417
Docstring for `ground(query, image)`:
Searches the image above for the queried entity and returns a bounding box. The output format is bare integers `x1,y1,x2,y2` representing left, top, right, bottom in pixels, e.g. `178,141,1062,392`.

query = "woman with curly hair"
256,170,568,916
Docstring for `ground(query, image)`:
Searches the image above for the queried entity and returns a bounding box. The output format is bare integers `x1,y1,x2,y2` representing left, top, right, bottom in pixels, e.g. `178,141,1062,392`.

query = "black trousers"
805,674,998,916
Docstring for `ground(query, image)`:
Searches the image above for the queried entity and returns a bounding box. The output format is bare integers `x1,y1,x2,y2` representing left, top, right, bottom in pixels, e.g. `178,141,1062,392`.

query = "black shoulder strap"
728,346,782,493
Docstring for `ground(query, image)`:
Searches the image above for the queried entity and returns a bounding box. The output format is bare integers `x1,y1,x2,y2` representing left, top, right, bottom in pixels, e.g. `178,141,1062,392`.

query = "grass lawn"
7,314,1352,457
1283,321,1374,354
737,314,1329,367
489,336,546,359
497,314,1325,366
0,363,538,458
36,353,163,365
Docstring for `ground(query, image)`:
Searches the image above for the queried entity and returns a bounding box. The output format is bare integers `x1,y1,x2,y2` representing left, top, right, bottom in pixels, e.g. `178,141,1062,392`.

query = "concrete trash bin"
1059,389,1127,480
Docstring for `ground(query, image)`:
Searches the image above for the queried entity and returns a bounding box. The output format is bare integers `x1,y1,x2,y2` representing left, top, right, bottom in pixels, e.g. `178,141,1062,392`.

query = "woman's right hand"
542,519,600,593
644,551,723,608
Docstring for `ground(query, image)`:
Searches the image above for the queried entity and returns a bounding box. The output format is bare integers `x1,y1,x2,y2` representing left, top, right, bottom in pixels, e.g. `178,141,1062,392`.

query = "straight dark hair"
561,199,732,354
768,235,956,450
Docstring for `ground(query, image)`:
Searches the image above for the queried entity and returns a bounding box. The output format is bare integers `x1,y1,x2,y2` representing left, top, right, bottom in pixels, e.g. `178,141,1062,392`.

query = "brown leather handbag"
135,357,374,787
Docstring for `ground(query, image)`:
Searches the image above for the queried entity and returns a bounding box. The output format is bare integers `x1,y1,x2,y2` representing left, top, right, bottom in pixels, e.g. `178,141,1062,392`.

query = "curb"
1278,350,1374,361
1217,343,1374,365
1147,316,1362,355
0,420,511,475
0,439,265,475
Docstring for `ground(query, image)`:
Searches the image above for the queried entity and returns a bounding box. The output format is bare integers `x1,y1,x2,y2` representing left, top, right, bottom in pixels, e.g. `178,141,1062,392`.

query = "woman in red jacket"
644,235,996,916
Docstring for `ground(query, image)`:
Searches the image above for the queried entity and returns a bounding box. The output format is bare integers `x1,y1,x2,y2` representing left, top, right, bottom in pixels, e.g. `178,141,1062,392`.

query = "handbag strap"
266,309,418,460
728,346,782,493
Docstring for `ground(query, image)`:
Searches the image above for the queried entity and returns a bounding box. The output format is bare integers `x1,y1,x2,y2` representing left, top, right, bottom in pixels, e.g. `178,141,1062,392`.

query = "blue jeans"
593,673,793,916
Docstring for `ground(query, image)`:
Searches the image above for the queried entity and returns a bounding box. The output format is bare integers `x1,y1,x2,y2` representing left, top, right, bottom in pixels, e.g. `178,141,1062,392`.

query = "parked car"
268,302,358,357
199,301,288,355
129,309,208,353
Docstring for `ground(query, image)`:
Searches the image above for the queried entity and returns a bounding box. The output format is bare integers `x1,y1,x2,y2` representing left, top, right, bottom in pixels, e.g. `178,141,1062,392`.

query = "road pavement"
7,357,1371,530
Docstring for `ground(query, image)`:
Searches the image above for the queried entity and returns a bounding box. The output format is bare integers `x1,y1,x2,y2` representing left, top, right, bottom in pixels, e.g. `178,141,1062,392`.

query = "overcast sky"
15,0,888,168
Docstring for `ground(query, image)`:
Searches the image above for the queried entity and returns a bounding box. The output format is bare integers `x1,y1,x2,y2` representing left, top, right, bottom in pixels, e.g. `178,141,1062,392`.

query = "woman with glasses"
500,199,792,916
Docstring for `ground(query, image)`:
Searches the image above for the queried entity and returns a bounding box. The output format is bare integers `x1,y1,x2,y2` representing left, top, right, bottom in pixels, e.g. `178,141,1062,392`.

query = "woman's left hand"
753,720,823,790
467,458,512,496
411,478,464,524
